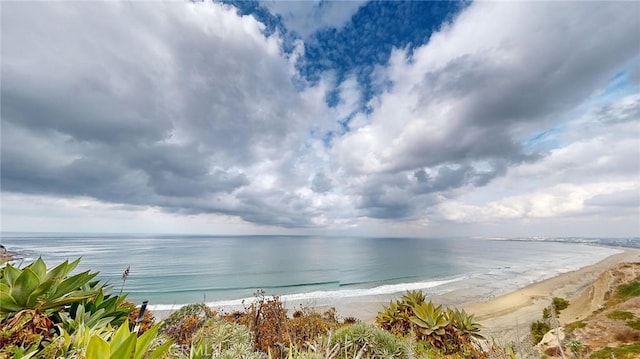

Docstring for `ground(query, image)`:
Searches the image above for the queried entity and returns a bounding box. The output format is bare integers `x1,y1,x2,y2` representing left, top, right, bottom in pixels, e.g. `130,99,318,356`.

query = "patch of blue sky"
298,1,468,107
523,126,564,152
588,61,640,106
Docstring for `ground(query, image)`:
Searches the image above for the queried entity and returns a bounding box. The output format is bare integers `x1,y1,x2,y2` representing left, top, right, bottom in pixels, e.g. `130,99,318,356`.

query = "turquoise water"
0,233,620,310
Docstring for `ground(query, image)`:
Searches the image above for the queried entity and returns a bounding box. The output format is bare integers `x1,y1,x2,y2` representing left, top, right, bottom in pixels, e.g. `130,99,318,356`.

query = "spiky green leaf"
11,268,40,306
3,264,21,286
29,258,47,281
87,335,110,359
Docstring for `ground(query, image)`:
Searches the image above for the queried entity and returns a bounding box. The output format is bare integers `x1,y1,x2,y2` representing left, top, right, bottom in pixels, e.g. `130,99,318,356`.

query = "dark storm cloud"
0,1,315,226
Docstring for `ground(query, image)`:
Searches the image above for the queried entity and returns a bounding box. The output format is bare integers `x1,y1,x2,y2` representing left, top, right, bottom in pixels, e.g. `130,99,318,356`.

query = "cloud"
331,0,639,222
1,0,638,236
1,1,336,227
260,0,366,38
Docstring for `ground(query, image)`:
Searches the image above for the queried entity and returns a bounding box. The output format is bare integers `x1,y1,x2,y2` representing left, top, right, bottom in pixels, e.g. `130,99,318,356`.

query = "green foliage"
530,320,551,344
189,317,261,359
330,323,409,359
567,339,585,359
551,297,569,313
616,282,640,302
626,318,640,331
160,303,216,345
0,257,99,317
606,310,634,320
410,302,449,343
375,290,426,337
589,343,640,359
376,290,483,356
288,306,342,348
446,308,482,339
83,320,171,359
564,320,586,334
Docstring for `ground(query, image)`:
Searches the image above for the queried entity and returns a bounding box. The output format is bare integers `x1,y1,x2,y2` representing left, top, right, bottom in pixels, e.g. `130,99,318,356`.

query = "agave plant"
401,290,426,307
0,258,99,317
446,308,483,339
410,301,449,344
60,287,133,333
82,320,172,359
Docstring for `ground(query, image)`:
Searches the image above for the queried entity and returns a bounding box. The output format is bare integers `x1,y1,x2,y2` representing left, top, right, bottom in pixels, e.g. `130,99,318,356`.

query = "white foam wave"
148,276,466,312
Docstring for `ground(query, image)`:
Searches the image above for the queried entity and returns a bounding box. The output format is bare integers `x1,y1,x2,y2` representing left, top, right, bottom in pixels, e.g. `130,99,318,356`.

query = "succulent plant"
410,301,449,338
446,308,483,339
0,258,99,317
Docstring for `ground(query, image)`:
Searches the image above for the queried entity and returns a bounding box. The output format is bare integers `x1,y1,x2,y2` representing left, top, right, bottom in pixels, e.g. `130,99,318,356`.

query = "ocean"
0,233,621,312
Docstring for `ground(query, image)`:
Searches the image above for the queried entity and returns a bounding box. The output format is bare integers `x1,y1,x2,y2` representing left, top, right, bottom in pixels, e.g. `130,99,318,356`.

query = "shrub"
551,297,569,313
330,323,409,359
606,311,634,321
589,343,640,359
531,320,551,344
288,307,341,349
242,291,290,356
190,317,262,359
613,328,640,343
376,290,483,355
616,282,640,301
565,320,587,334
160,303,216,346
626,319,640,331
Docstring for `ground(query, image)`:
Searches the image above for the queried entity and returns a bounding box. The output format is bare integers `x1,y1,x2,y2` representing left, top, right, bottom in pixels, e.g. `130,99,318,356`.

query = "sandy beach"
460,247,640,343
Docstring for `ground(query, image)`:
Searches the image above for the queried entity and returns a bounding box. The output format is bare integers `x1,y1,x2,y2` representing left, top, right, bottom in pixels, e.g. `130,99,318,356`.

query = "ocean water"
0,233,621,311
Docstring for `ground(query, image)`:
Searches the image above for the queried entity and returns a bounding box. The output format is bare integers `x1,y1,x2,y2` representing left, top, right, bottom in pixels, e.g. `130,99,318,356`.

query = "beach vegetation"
447,308,482,339
588,343,640,359
79,320,171,359
160,303,216,346
531,297,570,344
375,290,484,356
288,306,342,349
567,339,586,359
564,320,586,334
410,301,448,346
606,310,634,320
187,317,261,359
551,297,570,313
613,327,640,342
0,257,100,317
330,323,409,359
0,257,138,358
530,320,551,344
240,291,291,356
626,318,640,331
615,281,640,302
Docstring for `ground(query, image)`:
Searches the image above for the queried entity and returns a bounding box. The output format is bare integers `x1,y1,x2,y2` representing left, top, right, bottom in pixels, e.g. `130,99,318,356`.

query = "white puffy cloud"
329,0,639,231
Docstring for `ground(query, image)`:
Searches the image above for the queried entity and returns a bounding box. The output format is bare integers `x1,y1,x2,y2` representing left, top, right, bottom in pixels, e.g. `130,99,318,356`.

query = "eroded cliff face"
557,262,640,357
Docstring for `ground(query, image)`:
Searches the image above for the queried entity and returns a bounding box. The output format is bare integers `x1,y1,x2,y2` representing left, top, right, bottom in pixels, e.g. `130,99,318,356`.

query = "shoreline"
460,247,640,342
153,247,639,335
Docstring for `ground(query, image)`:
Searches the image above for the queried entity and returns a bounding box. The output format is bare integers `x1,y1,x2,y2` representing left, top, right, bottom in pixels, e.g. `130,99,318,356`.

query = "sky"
1,0,639,237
